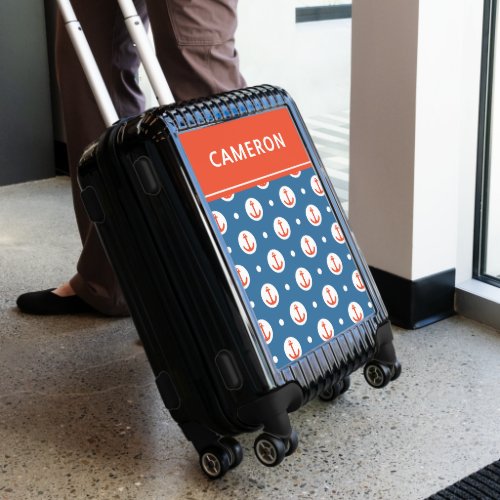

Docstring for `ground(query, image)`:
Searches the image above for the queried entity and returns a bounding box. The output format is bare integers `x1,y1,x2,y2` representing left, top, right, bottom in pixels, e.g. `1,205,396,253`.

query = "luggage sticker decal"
180,108,374,370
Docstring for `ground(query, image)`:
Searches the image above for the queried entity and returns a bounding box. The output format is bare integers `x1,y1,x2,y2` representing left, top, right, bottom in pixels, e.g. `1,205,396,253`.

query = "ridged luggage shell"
78,85,397,458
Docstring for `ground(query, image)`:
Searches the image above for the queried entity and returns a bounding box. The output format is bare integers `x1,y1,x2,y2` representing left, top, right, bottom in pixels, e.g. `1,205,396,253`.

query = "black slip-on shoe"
16,288,97,315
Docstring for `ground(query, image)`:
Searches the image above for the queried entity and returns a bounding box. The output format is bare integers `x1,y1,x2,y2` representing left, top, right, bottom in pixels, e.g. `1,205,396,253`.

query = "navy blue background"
210,168,374,369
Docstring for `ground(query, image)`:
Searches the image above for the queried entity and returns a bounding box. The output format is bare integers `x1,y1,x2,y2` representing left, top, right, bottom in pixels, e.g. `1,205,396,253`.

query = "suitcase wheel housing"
285,429,299,457
218,436,243,469
199,437,243,479
319,376,351,402
199,445,232,479
364,361,392,388
254,433,288,467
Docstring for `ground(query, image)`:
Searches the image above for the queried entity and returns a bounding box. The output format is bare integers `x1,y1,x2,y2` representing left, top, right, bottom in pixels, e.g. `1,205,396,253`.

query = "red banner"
179,108,312,201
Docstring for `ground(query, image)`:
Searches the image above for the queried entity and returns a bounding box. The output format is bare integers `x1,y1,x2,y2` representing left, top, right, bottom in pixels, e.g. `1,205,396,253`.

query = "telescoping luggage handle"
57,0,172,127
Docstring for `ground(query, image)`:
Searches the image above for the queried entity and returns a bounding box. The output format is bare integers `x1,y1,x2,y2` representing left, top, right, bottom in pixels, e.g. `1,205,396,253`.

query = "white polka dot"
279,319,285,326
291,250,296,257
296,218,301,225
339,318,344,325
285,284,291,291
326,206,332,212
317,268,323,275
301,188,306,194
343,285,348,292
227,247,232,254
307,336,313,343
269,200,274,207
273,356,278,363
347,254,352,260
322,236,327,243
368,302,373,309
312,301,318,308
234,213,239,219
250,301,255,308
263,232,268,239
256,265,262,272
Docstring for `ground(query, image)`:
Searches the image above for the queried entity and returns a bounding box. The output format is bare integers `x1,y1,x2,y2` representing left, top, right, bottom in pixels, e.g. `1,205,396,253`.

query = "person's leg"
18,0,246,316
145,0,246,101
18,0,148,316
65,0,153,316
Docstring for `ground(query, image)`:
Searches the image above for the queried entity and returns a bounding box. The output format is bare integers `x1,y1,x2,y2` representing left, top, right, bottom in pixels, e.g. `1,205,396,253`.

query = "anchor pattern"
210,168,374,369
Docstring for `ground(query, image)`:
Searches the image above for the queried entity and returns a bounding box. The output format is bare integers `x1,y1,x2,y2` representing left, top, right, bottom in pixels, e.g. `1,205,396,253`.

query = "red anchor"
270,252,284,271
292,304,307,324
282,188,295,207
354,272,365,290
276,219,290,238
313,178,324,195
351,303,363,322
214,213,226,233
324,287,338,306
259,322,272,343
299,270,311,289
304,238,316,256
237,267,249,287
241,232,255,252
333,224,345,243
264,286,278,306
329,255,342,273
287,339,301,360
320,321,334,340
249,200,262,219
308,207,321,224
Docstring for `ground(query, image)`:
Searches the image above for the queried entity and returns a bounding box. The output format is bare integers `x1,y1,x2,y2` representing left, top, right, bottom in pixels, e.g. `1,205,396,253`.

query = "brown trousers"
56,0,246,315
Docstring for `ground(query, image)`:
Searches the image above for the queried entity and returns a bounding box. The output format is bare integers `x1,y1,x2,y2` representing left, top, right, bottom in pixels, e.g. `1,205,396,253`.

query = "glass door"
237,0,352,211
475,0,500,286
294,1,352,213
140,1,354,212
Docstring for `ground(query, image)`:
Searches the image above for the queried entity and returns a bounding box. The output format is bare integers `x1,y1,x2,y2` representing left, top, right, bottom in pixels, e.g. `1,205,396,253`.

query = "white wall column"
349,0,483,328
349,0,418,280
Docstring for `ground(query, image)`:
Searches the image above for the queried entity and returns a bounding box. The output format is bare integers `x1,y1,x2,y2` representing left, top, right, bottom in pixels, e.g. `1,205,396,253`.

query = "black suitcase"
78,85,400,477
61,0,400,479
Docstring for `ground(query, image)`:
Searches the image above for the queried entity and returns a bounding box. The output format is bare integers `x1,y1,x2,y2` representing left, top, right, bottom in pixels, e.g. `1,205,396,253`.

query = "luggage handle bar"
57,0,172,127
117,0,172,106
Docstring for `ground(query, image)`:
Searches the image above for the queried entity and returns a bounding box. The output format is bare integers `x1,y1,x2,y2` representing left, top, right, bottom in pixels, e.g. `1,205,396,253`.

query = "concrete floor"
1,178,500,500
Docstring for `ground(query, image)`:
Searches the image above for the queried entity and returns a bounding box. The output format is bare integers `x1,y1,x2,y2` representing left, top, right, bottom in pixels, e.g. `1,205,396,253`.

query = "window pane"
484,2,500,280
238,2,352,212
296,1,351,6
476,0,500,285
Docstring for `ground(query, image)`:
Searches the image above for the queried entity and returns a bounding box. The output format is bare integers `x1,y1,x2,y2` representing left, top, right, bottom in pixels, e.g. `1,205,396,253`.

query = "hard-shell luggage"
60,0,401,478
